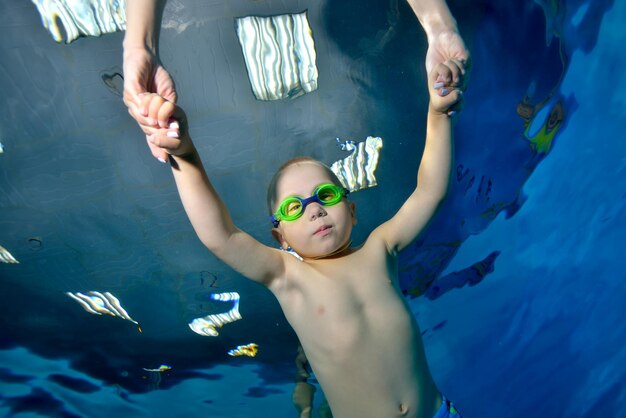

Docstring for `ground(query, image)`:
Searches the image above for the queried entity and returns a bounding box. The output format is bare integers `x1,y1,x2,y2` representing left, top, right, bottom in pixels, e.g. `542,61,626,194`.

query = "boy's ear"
349,201,357,225
271,228,290,250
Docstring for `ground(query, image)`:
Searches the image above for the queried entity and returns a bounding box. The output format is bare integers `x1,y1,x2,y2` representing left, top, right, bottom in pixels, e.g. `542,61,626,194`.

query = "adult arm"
406,0,471,85
123,0,177,161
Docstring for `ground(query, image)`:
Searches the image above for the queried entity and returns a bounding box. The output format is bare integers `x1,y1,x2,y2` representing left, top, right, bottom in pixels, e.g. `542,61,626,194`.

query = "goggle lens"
283,199,303,217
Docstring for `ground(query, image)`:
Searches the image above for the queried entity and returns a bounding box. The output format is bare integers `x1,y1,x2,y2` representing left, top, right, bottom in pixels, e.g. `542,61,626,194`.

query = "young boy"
134,59,464,418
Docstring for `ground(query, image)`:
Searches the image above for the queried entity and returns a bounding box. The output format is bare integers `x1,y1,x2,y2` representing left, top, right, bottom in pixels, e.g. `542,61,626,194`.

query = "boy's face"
272,162,356,259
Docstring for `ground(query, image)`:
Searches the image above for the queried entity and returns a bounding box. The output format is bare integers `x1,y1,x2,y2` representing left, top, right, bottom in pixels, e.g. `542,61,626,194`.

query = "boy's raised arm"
372,60,464,254
138,95,286,287
170,151,286,286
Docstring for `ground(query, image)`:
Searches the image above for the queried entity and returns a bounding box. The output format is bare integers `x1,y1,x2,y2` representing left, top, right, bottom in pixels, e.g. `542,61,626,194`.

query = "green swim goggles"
271,183,349,228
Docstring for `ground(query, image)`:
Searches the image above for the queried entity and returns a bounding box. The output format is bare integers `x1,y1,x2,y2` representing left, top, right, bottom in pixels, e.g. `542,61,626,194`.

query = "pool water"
1,0,624,417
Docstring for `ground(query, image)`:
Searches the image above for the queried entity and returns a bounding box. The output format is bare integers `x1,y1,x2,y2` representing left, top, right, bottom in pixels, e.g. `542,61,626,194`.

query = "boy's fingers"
157,101,176,128
449,89,464,104
446,90,465,115
447,95,465,116
432,88,464,115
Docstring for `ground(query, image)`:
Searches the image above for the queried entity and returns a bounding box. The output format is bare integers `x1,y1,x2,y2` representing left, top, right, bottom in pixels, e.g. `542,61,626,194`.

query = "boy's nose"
307,203,327,221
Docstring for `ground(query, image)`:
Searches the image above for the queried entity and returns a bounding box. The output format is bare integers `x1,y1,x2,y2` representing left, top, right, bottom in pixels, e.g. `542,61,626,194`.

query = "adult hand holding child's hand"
429,59,465,117
135,94,193,159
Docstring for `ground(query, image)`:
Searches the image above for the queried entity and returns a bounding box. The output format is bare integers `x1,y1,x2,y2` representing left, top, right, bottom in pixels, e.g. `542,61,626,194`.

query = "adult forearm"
169,150,237,251
123,0,166,53
406,0,458,41
416,109,453,199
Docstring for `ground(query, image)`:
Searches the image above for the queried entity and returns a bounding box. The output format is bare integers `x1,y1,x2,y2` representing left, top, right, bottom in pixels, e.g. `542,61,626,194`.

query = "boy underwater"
132,58,465,417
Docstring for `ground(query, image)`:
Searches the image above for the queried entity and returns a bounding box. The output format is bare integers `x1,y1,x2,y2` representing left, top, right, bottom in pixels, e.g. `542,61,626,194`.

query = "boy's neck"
306,239,353,261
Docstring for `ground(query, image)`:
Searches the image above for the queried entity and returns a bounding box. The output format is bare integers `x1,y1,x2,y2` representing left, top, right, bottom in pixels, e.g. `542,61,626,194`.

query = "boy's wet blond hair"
266,157,344,216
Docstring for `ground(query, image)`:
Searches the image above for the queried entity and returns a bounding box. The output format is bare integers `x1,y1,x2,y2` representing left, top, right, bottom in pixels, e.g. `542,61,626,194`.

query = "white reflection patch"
188,292,242,337
31,0,126,44
235,12,318,101
331,137,384,192
66,291,140,328
0,245,18,264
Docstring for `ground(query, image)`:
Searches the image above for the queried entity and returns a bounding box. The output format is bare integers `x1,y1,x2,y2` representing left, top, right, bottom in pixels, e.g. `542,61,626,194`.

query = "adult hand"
429,59,465,116
425,29,471,92
123,46,177,162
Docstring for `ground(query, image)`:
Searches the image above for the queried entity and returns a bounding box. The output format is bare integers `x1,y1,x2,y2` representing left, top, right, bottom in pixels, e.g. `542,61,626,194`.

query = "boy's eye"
318,190,336,201
284,201,302,216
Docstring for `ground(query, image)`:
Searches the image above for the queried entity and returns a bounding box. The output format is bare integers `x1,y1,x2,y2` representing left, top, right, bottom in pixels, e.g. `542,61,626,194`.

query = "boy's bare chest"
281,253,407,338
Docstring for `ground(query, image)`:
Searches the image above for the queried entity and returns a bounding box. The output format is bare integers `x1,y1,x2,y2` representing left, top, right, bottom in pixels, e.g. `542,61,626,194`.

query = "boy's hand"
135,94,193,159
428,59,465,116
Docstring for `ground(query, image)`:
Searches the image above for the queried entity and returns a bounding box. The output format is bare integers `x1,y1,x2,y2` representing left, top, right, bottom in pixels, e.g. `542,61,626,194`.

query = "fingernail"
167,131,179,138
448,110,457,117
433,82,445,89
441,88,449,95
158,157,167,164
169,121,179,129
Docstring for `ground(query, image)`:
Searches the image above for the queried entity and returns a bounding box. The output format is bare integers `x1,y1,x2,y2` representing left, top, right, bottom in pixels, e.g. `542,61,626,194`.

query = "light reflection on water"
31,0,126,43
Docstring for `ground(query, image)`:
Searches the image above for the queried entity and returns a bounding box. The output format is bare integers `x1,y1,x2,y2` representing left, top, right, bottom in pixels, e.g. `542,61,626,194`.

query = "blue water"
1,0,625,417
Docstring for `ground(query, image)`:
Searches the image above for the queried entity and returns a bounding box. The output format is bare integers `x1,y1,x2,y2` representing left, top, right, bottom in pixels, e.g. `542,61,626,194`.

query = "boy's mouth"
314,225,332,235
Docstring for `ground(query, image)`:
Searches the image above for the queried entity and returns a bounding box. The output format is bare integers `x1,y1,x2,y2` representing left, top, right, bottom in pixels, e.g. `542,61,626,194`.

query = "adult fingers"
146,137,170,164
147,130,181,153
127,101,152,128
446,91,465,116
